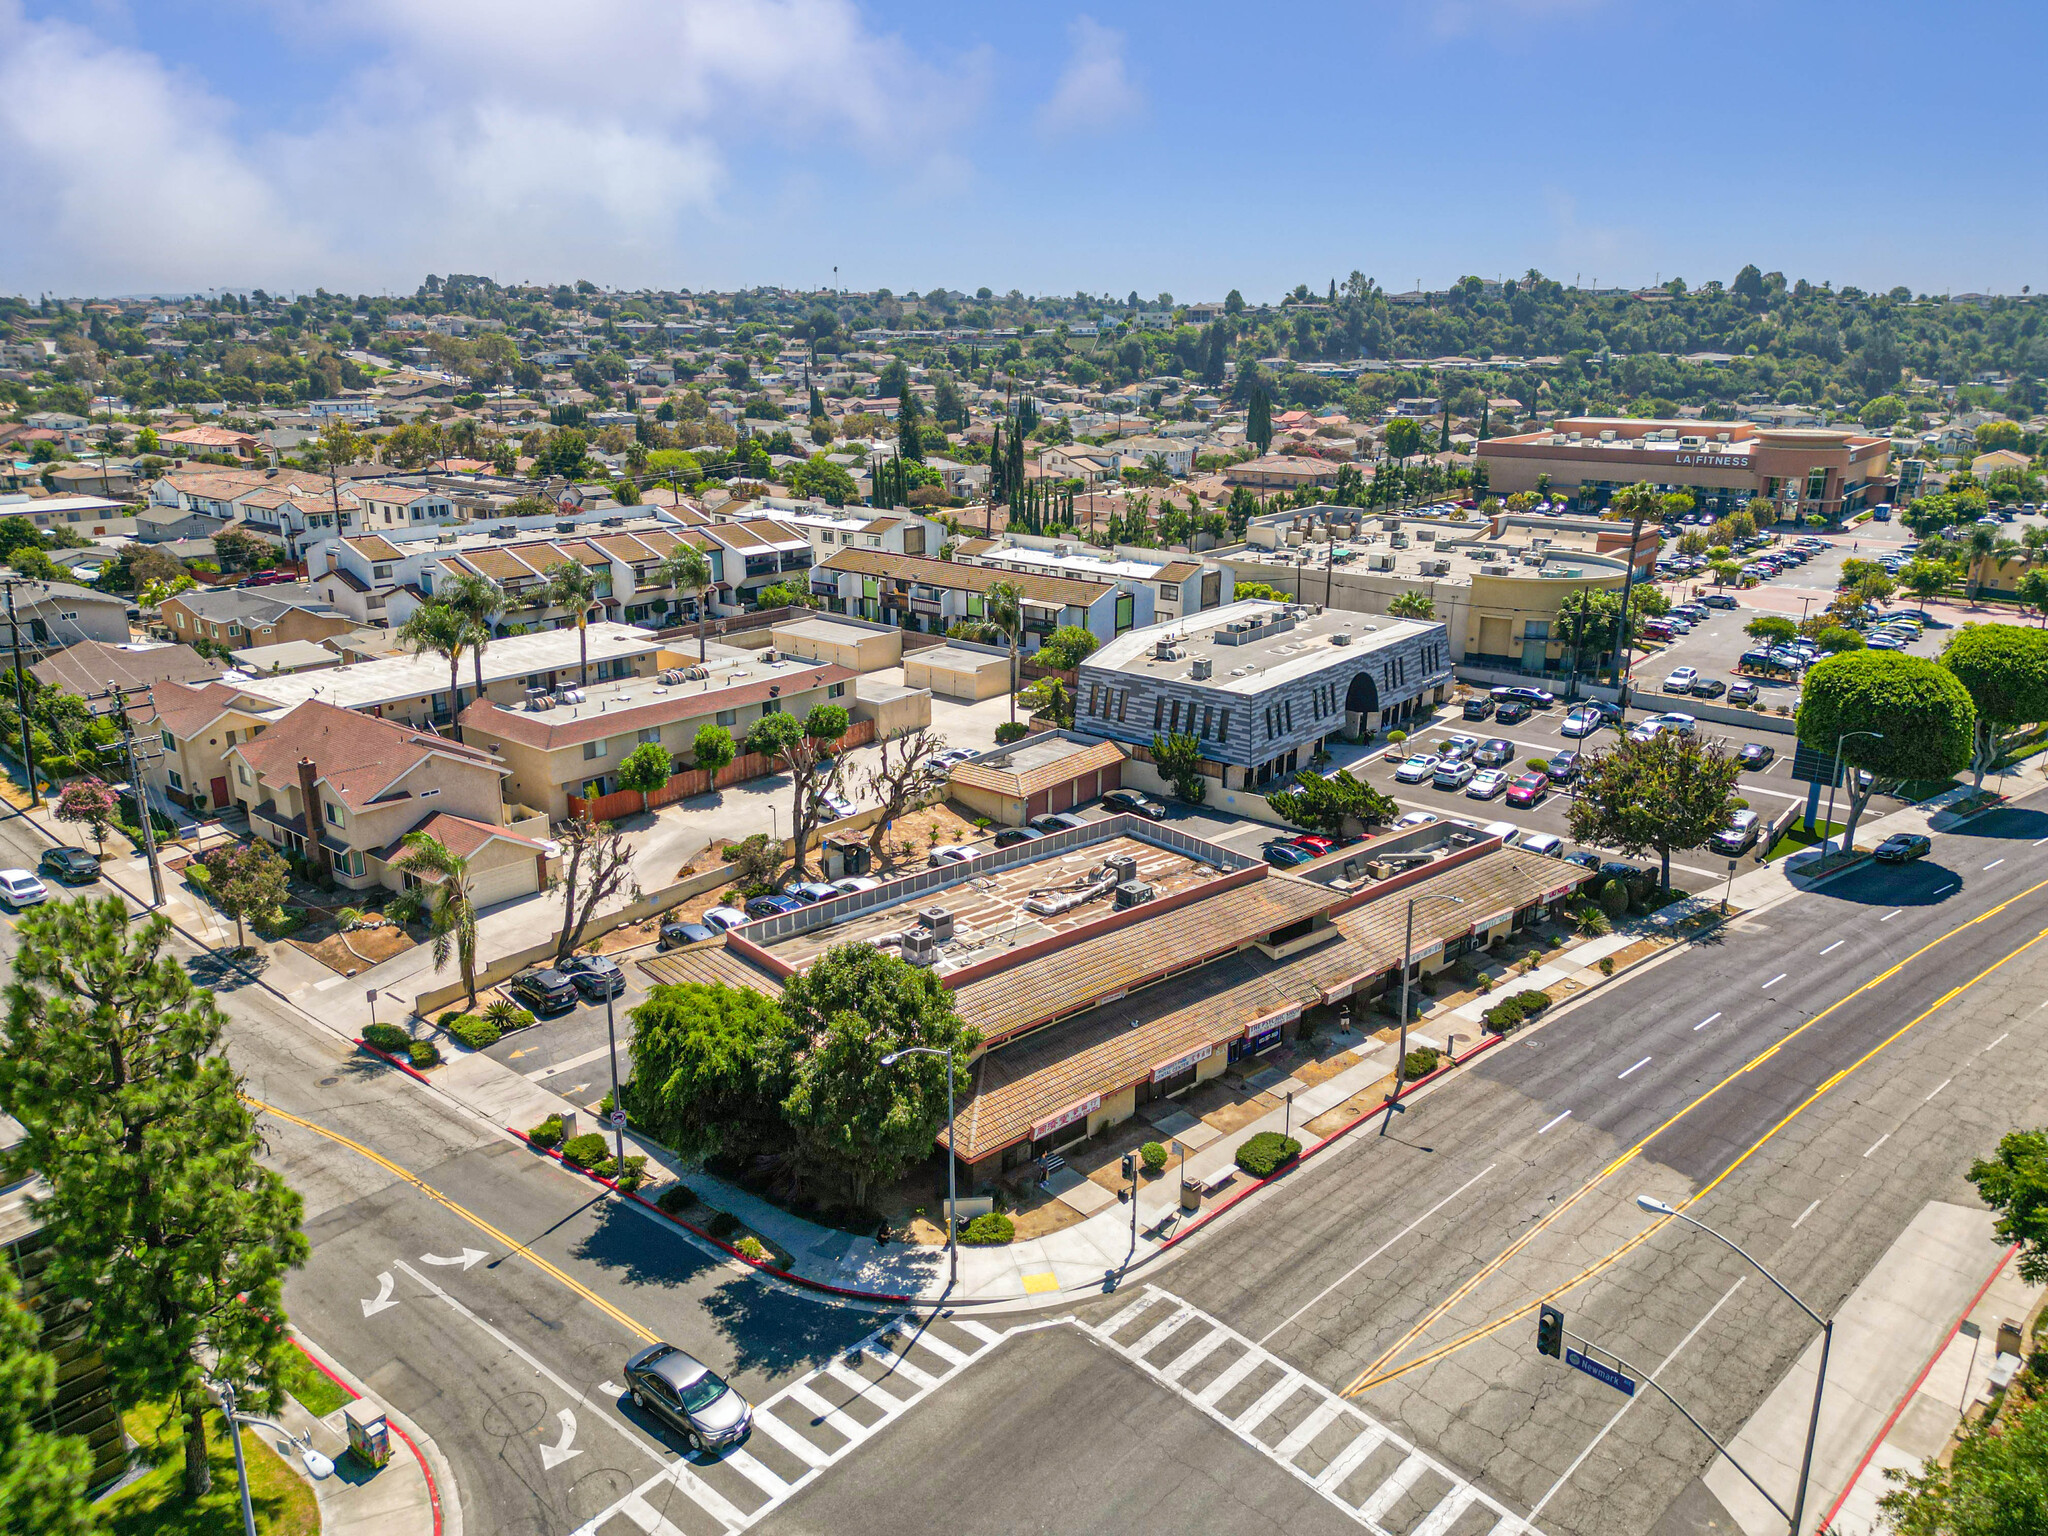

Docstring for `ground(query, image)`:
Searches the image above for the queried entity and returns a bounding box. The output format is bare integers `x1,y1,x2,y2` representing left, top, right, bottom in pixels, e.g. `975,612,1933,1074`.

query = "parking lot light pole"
883,1046,957,1288
1638,1195,1831,1535
211,1379,335,1536
1823,731,1882,858
1384,893,1464,1135
604,987,626,1173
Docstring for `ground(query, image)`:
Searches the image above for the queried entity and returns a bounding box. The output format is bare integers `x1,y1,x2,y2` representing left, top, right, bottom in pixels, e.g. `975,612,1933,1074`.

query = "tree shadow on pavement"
1943,805,2048,842
187,948,265,993
696,1272,877,1378
1815,856,1965,909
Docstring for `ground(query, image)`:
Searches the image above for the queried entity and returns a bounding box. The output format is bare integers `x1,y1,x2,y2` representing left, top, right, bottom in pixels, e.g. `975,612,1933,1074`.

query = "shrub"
527,1114,565,1149
1527,757,1548,774
1140,1140,1168,1174
612,1155,648,1192
960,1212,1016,1245
656,1183,700,1216
1403,1047,1442,1079
733,1235,769,1262
1236,1131,1301,1178
362,1021,411,1054
1477,973,1494,993
1483,996,1527,1033
184,862,212,891
483,997,526,1030
1598,878,1631,918
437,1009,466,1028
1509,989,1552,1017
561,1132,609,1169
448,1014,501,1050
971,816,992,830
705,1211,741,1240
407,1040,441,1069
1599,956,1616,976
1387,728,1407,744
1572,901,1612,936
994,721,1029,744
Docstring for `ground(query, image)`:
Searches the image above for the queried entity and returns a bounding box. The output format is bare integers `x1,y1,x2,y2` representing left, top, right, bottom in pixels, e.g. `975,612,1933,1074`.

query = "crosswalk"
568,1311,1005,1536
1084,1286,1531,1536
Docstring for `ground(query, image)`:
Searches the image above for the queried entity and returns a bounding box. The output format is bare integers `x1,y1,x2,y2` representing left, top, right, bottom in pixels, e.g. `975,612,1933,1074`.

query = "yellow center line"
1344,921,2048,1396
246,1093,660,1344
1340,874,2048,1398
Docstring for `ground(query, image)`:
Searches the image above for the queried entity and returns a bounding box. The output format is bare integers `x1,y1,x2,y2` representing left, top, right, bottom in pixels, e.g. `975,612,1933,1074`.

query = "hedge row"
1483,988,1555,1034
1235,1131,1301,1178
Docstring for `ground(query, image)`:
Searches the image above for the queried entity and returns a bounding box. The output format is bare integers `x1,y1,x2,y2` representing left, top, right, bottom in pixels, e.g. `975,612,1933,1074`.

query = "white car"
1662,667,1699,692
1519,832,1566,858
1466,768,1509,799
1627,720,1666,744
829,876,881,897
1393,753,1441,784
926,844,982,867
1392,811,1439,830
816,791,857,821
701,905,750,932
0,870,47,909
1644,711,1698,736
1432,759,1476,790
1441,733,1481,759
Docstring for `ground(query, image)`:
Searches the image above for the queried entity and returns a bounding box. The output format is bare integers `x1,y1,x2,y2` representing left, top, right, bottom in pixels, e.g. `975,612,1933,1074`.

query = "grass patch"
277,1344,353,1418
100,1400,321,1536
1763,820,1846,863
1897,776,1968,802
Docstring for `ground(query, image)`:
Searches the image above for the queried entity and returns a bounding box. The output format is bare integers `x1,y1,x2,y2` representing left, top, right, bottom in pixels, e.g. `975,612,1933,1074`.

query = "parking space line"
1935,884,1958,896
1881,909,1902,922
1863,1133,1891,1159
1538,1111,1572,1134
1985,859,2006,870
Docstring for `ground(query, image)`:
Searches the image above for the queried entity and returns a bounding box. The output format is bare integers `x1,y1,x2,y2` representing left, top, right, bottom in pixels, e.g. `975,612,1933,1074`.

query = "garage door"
467,857,538,911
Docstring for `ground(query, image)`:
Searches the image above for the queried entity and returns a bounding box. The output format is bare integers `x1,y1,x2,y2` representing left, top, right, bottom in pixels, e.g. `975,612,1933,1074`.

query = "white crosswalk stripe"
1083,1284,1531,1536
565,1310,1003,1536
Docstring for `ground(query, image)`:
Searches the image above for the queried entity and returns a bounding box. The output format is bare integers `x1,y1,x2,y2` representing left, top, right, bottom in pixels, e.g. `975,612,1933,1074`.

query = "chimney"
296,756,331,881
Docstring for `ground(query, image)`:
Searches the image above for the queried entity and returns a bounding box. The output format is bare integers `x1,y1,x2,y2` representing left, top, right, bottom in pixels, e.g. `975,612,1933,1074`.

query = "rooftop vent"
1190,656,1212,681
1331,630,1353,645
554,520,577,532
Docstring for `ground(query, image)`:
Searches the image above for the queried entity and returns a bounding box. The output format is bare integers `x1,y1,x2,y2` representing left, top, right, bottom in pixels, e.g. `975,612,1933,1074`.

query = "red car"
1291,835,1336,856
1504,771,1548,808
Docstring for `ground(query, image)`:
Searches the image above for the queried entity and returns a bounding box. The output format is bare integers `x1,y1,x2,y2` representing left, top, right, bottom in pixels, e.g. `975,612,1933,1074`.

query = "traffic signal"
1121,1152,1137,1182
1536,1303,1564,1359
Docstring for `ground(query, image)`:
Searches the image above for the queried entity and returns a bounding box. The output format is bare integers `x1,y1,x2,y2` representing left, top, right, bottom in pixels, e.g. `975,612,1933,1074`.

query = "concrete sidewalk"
278,1329,460,1536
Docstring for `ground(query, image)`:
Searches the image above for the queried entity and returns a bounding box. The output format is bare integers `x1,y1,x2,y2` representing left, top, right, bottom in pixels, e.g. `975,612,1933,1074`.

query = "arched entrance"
1344,668,1381,732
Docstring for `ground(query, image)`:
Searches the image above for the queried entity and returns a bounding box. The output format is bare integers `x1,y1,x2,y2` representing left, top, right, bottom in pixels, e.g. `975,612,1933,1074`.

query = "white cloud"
1035,17,1143,140
0,0,983,293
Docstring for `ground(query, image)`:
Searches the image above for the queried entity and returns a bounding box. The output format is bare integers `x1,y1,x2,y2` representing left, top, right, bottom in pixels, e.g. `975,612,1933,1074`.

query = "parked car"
1736,742,1776,768
1702,593,1739,609
624,1344,752,1452
780,880,840,904
1027,812,1090,835
1710,810,1761,854
1688,677,1727,700
1505,772,1548,808
926,844,982,866
1547,750,1580,784
1494,699,1533,725
744,894,806,920
1873,832,1932,864
816,791,857,822
1101,789,1166,820
1727,680,1761,706
1391,811,1439,831
1564,850,1603,870
1492,685,1556,707
1466,768,1509,799
1394,753,1440,784
559,953,627,1000
829,876,881,898
1561,707,1604,739
658,919,716,949
701,905,751,932
1662,667,1699,693
508,967,579,1016
1642,712,1697,735
1519,832,1566,858
993,826,1046,849
1627,720,1666,744
1474,738,1515,767
1432,759,1476,789
1290,834,1337,856
0,869,48,910
1462,696,1496,721
36,846,99,884
1440,733,1481,760
1263,840,1315,867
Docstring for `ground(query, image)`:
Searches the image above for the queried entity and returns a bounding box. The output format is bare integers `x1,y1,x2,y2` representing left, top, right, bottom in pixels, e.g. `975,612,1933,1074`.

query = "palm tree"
656,543,713,660
397,600,469,725
1388,589,1436,620
985,579,1025,724
396,831,479,1007
442,571,504,703
543,559,601,686
1966,524,2000,600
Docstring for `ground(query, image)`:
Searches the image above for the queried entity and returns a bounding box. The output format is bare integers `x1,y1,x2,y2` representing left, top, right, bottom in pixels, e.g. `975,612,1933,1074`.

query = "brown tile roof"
457,664,855,751
32,641,220,697
342,535,406,561
635,946,786,998
230,699,503,812
356,485,439,505
375,810,548,863
950,738,1125,800
819,548,1112,607
151,679,277,738
1155,561,1201,581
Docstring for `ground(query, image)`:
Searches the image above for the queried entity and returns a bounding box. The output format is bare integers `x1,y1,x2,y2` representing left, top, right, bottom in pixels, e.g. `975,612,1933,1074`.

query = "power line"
84,681,165,908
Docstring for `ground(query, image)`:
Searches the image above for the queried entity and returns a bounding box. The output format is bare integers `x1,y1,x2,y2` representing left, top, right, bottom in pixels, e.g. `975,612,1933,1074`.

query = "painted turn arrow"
419,1249,489,1270
539,1408,583,1470
361,1272,400,1317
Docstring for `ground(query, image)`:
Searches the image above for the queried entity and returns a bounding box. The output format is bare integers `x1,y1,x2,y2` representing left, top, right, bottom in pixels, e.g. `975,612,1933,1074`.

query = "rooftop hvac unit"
760,649,780,663
1103,852,1138,884
1415,528,1435,542
555,520,578,532
558,686,585,703
602,516,626,527
490,526,520,539
899,930,938,966
1331,630,1353,645
1368,554,1396,571
1390,534,1409,549
659,668,686,684
1190,657,1212,681
1481,563,1513,576
1112,879,1155,910
524,692,555,711
916,907,955,944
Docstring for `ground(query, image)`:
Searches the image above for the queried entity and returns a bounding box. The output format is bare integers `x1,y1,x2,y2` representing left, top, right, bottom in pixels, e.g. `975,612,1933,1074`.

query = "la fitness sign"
1671,452,1747,468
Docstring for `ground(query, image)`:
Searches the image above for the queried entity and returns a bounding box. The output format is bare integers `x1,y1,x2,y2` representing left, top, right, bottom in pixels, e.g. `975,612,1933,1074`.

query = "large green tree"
1796,651,1976,847
0,900,307,1498
0,1264,96,1536
396,831,481,1006
398,598,471,719
1879,1391,2048,1534
1969,1127,2048,1285
626,983,796,1161
1267,769,1397,839
1941,623,2048,788
778,945,979,1209
1566,733,1743,892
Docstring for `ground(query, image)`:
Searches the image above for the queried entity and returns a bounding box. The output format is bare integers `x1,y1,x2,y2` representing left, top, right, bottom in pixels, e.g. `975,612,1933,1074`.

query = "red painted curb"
289,1335,443,1536
355,1038,434,1083
506,1127,918,1305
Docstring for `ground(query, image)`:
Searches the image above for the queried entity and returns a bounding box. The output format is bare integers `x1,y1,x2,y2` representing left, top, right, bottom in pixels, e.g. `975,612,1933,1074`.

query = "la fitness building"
1478,418,1893,522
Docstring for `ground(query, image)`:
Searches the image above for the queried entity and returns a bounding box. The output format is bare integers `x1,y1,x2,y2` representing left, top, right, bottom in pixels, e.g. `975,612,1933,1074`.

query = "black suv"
508,968,579,1016
37,846,99,884
559,954,626,1000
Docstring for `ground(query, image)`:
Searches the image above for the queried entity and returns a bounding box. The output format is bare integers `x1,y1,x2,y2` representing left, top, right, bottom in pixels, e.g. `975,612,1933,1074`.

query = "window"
1805,467,1829,502
715,709,737,727
373,563,392,579
583,739,607,760
341,850,366,877
160,729,174,752
420,788,439,799
1217,709,1229,740
827,682,845,699
173,612,185,629
236,765,250,785
167,768,184,790
325,801,344,827
637,727,662,744
1159,584,1175,602
1154,697,1165,730
1118,691,1129,722
1200,704,1213,739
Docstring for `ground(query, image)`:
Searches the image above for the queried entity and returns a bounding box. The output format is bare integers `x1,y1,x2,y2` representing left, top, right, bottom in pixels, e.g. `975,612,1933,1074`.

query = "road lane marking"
1617,1057,1652,1080
1257,1164,1499,1346
361,1271,399,1317
1985,859,2005,870
1819,942,1843,955
539,1409,583,1470
1694,1012,1722,1031
1792,1200,1820,1229
1926,1078,1953,1101
1985,1032,2011,1052
1935,884,1958,896
419,1248,488,1269
1863,1133,1891,1159
1881,909,1903,921
1761,973,1787,989
1346,904,2048,1399
1538,1111,1572,1134
245,1095,662,1343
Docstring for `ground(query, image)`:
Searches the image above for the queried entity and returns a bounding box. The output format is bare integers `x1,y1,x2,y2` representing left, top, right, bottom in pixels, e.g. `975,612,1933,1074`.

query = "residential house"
952,536,1232,623
352,483,459,533
44,463,140,499
1,493,136,539
0,580,131,653
157,585,353,653
1222,456,1342,491
149,679,284,813
31,639,219,698
159,425,260,460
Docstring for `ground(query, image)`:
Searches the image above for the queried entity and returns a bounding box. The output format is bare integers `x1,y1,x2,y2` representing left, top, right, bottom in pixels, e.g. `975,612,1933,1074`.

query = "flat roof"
771,615,890,646
908,644,1009,674
951,734,1125,799
1085,600,1437,692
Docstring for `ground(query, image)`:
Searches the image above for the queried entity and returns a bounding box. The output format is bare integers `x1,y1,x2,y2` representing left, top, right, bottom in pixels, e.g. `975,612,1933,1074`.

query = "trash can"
1180,1183,1202,1213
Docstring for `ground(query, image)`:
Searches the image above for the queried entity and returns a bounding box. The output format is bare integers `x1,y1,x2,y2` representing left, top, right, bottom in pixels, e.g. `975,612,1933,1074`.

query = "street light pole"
1823,730,1883,858
1638,1196,1831,1535
882,1045,957,1290
1384,893,1464,1135
210,1379,334,1536
603,987,626,1173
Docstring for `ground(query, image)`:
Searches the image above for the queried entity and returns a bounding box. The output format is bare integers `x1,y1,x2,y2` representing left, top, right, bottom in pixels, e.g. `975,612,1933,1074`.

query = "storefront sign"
1150,1044,1214,1084
1030,1094,1101,1141
1322,977,1361,1004
1542,883,1580,903
1467,907,1517,935
1672,453,1747,469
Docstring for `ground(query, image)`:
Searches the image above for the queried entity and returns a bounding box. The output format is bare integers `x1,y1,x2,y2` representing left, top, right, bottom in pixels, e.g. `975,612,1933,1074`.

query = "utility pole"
0,578,40,808
87,681,165,907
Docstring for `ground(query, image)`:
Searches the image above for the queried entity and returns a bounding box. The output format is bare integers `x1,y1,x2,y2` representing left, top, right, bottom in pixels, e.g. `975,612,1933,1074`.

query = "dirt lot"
289,918,415,974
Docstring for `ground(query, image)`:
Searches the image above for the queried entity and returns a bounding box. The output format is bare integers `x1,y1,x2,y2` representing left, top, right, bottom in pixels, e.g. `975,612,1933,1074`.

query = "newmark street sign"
1566,1348,1636,1397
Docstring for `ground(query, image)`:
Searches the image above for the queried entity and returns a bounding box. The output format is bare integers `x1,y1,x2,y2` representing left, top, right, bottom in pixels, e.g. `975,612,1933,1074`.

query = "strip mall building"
1478,418,1893,522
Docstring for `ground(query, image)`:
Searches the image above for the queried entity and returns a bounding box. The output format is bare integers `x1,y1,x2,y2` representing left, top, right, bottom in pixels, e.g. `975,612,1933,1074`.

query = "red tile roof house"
223,699,554,905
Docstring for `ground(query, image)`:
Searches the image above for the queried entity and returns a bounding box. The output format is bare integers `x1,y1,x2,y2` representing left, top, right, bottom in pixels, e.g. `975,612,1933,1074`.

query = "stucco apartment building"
157,584,356,652
949,534,1234,624
1477,417,1893,522
0,580,131,653
810,547,1154,649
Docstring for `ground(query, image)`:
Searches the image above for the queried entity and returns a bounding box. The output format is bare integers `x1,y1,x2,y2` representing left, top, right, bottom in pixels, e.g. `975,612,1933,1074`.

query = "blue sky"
2,0,2040,301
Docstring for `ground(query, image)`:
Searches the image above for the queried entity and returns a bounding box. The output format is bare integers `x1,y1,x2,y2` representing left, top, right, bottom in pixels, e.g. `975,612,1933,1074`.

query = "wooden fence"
566,717,878,822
